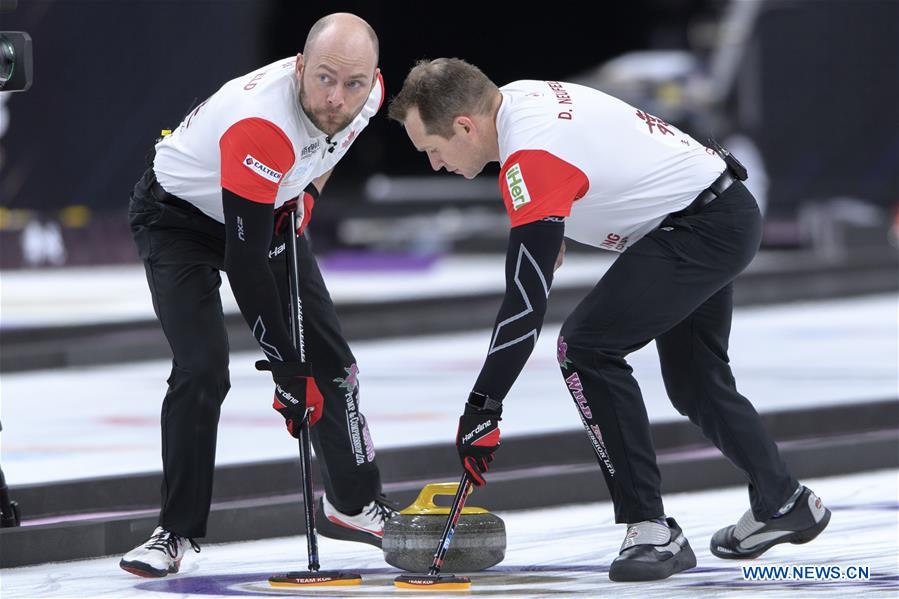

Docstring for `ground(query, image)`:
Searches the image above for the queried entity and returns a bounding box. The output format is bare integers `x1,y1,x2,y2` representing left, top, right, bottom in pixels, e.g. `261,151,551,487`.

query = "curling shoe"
609,517,696,582
316,495,397,548
119,526,200,577
711,485,831,559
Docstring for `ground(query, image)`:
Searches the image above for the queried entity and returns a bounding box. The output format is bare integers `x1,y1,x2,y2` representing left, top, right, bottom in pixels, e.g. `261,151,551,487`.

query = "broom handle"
284,211,318,571
427,472,473,576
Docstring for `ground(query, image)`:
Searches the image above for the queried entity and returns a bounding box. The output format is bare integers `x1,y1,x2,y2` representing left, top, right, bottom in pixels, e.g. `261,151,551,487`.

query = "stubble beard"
298,77,354,137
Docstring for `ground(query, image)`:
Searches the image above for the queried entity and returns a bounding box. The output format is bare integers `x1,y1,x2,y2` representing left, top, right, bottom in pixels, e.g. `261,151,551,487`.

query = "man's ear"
371,67,381,92
455,116,475,136
295,53,305,80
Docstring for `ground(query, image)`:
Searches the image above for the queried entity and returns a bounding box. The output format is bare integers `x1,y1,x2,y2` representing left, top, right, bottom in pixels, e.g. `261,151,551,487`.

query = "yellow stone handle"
399,482,488,515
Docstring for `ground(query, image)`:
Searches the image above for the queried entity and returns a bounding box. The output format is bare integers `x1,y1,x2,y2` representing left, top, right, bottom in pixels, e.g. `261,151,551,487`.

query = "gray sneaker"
608,517,696,582
711,486,831,559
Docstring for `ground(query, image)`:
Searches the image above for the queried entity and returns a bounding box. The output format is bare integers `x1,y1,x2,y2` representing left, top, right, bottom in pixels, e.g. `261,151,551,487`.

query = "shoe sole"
316,512,383,548
710,507,832,560
119,560,181,578
609,541,697,582
119,558,179,578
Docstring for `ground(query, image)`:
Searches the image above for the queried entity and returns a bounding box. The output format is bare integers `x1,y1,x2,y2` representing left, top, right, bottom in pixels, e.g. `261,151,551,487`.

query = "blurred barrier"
1,246,896,373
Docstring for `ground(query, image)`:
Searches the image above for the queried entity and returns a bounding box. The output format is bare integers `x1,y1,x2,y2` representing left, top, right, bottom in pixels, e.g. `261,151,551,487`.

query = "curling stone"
383,482,505,573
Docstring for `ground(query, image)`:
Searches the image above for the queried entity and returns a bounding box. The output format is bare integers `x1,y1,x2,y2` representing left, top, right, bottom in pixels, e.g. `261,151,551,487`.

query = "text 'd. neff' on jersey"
153,57,385,223
496,80,726,252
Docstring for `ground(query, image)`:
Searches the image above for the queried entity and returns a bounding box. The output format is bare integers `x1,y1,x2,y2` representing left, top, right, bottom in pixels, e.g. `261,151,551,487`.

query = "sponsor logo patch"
300,140,321,159
462,421,493,444
505,163,531,210
243,154,283,183
335,364,372,464
565,372,592,419
268,242,286,259
599,232,629,252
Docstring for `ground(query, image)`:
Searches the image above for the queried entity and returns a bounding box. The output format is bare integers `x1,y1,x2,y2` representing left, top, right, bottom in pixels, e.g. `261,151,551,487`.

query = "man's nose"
428,154,443,171
327,88,344,107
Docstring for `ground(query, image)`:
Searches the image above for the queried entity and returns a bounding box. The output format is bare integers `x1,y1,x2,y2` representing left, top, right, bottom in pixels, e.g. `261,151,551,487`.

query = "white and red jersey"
153,57,385,223
497,80,725,252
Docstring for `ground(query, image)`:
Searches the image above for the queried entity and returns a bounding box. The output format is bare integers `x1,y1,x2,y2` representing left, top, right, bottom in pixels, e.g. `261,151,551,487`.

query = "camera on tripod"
1,0,32,92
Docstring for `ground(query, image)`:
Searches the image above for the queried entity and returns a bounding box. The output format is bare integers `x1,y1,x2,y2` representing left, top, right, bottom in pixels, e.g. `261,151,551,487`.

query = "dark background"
0,0,696,208
0,0,896,263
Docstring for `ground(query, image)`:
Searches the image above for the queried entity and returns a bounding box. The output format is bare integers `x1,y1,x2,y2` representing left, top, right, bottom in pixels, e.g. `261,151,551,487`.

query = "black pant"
129,168,382,538
558,181,796,524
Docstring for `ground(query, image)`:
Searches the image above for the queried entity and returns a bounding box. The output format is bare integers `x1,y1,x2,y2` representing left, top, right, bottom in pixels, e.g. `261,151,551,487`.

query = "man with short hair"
121,13,394,578
388,58,830,582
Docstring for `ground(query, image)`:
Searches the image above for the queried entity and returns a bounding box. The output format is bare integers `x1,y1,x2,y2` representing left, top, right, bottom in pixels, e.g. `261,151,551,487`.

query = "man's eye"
319,75,331,83
346,81,362,89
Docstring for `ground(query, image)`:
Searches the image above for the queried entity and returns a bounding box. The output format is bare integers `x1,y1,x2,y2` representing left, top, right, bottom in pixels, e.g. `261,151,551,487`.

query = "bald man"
121,13,394,578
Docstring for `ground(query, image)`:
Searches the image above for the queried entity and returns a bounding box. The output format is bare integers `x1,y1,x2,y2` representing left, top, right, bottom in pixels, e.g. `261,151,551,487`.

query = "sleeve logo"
505,163,531,210
243,154,283,183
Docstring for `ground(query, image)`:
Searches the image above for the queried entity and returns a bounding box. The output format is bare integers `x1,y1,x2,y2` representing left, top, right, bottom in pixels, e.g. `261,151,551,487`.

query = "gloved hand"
255,360,324,435
274,184,318,236
456,392,502,486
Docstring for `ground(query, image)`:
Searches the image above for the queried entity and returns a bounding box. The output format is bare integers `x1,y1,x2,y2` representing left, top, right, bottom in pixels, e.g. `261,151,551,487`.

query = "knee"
661,368,700,420
168,352,231,403
558,321,622,371
558,320,589,366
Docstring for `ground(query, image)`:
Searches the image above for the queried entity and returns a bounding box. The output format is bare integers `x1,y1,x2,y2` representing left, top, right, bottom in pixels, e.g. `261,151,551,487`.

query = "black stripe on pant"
129,168,382,538
557,181,797,524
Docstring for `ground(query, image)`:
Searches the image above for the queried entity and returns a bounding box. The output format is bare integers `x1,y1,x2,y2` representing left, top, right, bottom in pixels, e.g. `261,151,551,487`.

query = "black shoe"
315,495,397,548
711,486,831,559
608,517,696,582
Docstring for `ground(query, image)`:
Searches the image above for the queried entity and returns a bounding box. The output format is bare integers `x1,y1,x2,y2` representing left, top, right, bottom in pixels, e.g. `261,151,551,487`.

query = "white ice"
1,469,896,598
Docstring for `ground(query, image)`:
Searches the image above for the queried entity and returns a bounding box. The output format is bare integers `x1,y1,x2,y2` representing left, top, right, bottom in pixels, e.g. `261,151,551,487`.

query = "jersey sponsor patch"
300,140,321,159
243,154,283,183
500,150,588,227
505,163,531,210
220,117,294,204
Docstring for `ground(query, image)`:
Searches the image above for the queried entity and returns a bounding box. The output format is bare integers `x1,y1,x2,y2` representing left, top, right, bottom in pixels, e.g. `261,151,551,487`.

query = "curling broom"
394,472,474,590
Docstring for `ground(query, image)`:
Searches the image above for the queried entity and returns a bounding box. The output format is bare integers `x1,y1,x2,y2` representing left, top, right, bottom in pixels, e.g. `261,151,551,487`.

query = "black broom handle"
428,472,473,576
285,211,319,572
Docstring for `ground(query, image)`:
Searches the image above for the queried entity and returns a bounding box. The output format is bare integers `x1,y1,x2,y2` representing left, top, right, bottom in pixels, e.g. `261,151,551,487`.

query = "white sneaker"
315,495,397,548
119,526,200,577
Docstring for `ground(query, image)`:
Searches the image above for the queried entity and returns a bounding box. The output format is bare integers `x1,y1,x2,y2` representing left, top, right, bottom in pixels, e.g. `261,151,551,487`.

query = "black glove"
256,360,324,436
456,392,503,486
273,184,318,236
273,197,298,236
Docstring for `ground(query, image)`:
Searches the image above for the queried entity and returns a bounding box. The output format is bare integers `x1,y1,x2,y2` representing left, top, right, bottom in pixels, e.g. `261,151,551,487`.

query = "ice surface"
1,469,896,598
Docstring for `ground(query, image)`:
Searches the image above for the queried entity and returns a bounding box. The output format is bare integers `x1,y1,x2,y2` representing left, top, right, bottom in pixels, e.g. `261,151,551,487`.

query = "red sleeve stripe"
219,117,296,204
500,149,589,228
